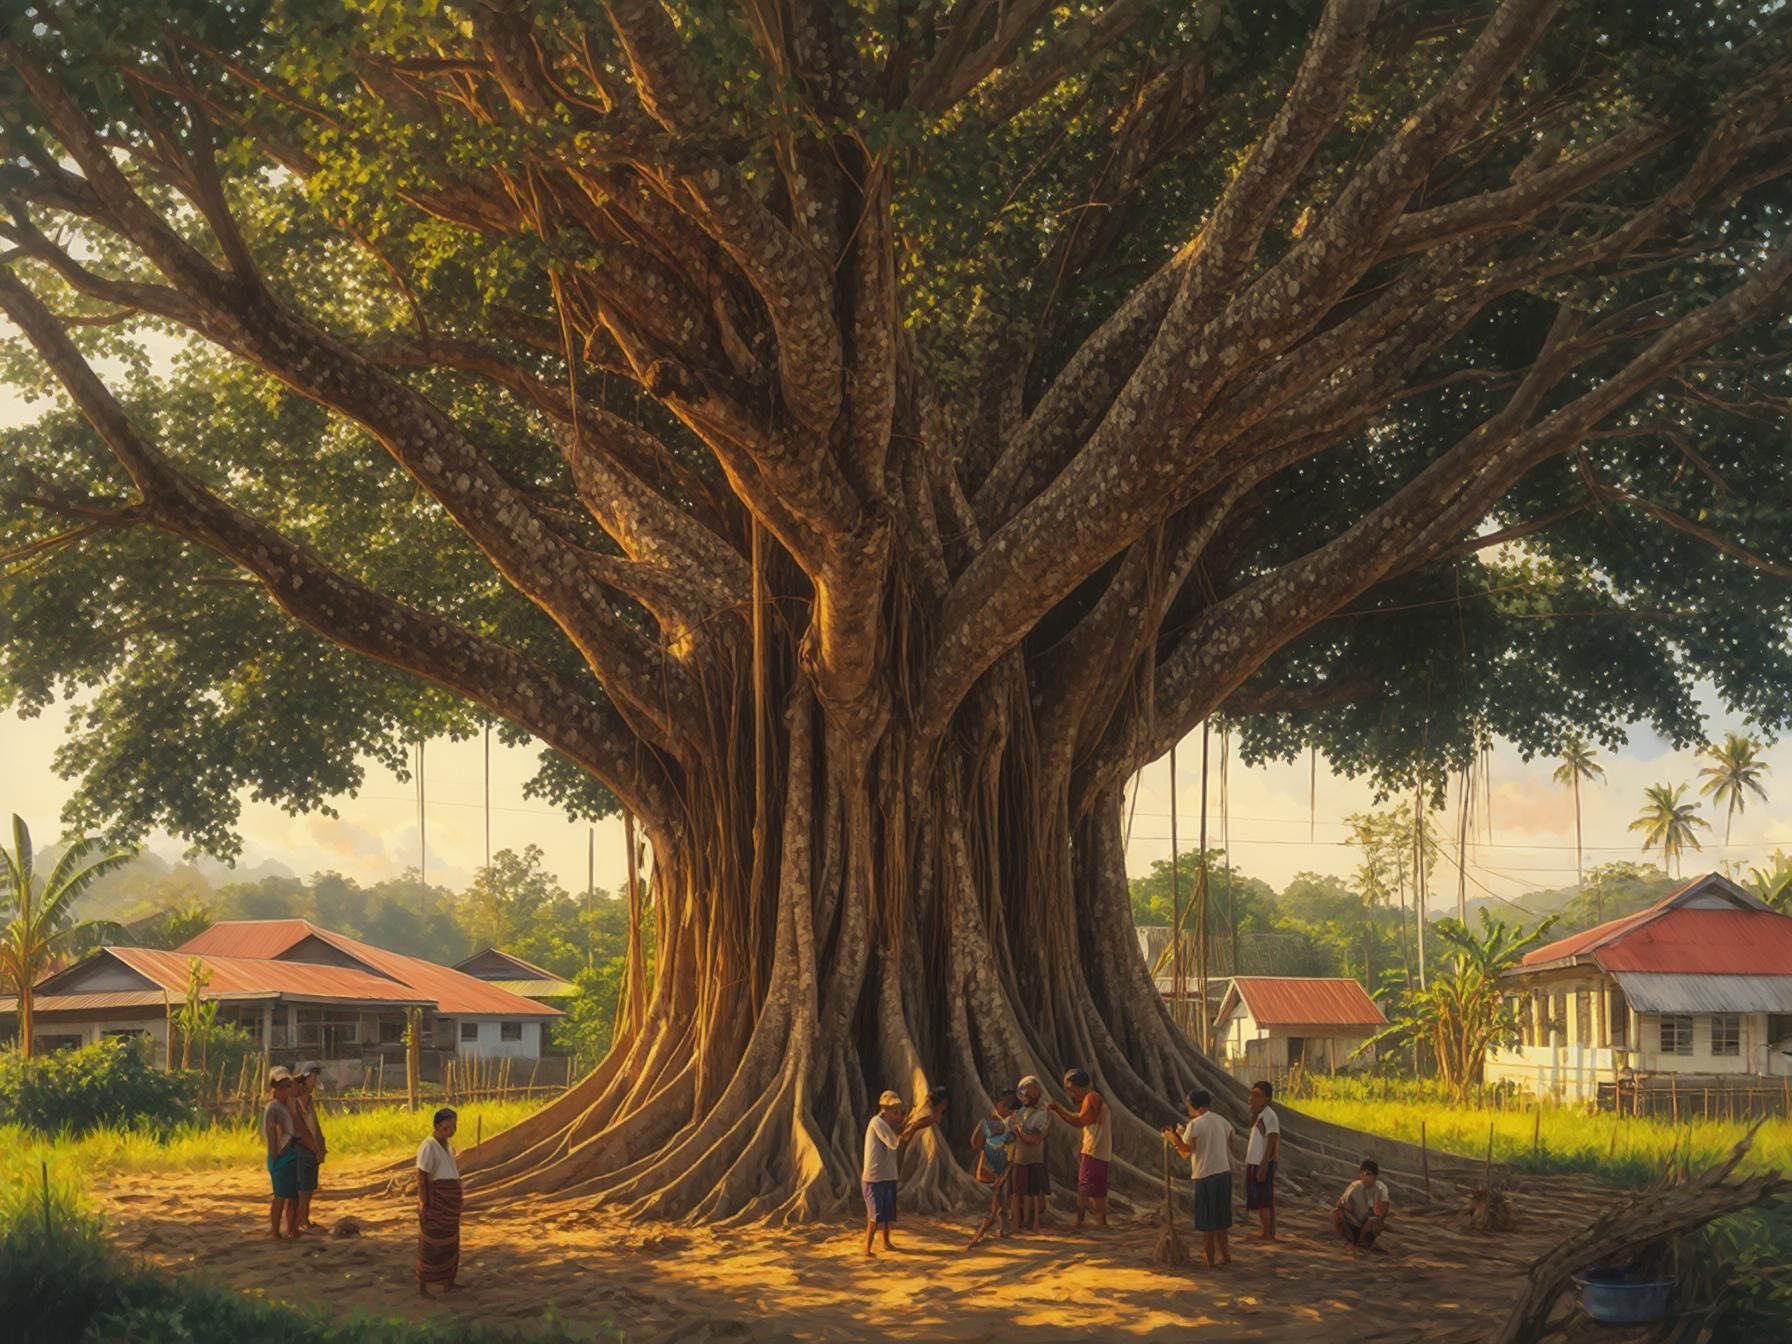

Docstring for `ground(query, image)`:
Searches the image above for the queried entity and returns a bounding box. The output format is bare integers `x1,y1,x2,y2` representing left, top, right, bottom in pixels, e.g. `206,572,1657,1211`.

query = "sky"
4,693,1789,911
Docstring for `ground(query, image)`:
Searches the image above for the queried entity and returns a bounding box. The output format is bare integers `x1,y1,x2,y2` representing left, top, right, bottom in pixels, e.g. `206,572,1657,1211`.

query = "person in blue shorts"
862,1088,934,1255
262,1067,300,1238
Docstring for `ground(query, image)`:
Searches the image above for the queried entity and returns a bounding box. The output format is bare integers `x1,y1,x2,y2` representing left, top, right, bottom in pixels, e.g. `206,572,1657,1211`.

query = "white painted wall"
453,1019,541,1059
32,1017,169,1063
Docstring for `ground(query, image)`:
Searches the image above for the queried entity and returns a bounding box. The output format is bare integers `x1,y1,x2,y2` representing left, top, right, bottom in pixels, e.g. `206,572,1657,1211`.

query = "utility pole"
1196,719,1211,1051
586,825,595,966
1456,762,1471,923
483,725,491,872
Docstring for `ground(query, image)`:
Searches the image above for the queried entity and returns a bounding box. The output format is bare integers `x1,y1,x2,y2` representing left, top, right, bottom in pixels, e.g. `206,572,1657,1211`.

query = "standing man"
1010,1075,1052,1234
862,1089,935,1256
1163,1089,1235,1268
1048,1068,1112,1230
416,1107,464,1296
1244,1079,1280,1241
261,1066,299,1239
289,1063,327,1232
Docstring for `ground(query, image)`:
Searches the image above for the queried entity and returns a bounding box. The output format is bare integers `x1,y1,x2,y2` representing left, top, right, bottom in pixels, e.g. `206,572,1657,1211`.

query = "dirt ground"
93,1162,1641,1342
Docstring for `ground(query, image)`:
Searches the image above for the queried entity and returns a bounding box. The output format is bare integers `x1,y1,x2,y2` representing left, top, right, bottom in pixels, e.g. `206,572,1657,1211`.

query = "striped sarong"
417,1178,463,1285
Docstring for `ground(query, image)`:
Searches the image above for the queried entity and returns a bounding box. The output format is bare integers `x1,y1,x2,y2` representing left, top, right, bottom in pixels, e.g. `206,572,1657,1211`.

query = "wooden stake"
41,1159,53,1239
1670,1074,1678,1124
1421,1120,1431,1200
1532,1106,1541,1160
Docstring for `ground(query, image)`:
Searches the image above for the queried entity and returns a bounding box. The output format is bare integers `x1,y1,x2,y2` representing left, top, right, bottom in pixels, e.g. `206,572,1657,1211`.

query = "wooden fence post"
1531,1106,1541,1160
1421,1121,1431,1201
405,1007,422,1113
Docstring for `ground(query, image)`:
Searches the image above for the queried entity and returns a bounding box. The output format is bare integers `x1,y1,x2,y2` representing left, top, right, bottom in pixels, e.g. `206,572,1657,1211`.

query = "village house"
1,919,563,1083
1213,975,1387,1073
1485,873,1792,1103
453,947,577,1005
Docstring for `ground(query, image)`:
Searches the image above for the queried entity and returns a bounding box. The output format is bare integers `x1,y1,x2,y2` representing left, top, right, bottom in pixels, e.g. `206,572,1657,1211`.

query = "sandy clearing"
93,1163,1645,1342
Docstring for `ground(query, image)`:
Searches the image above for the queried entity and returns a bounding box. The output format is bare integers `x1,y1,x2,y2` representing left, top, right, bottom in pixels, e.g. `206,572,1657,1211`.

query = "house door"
1609,985,1628,1050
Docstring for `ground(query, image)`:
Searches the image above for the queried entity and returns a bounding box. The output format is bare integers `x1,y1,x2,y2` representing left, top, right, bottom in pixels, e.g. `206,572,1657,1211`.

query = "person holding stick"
964,1088,1020,1251
1163,1089,1234,1268
416,1107,464,1295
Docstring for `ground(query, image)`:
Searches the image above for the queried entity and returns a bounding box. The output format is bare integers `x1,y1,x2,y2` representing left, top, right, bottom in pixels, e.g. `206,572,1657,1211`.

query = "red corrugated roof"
176,921,561,1018
1222,977,1387,1029
108,947,430,1002
1521,873,1792,974
178,920,317,959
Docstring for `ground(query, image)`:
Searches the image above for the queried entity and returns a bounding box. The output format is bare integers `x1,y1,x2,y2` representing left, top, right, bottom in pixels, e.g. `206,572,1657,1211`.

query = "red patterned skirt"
417,1179,463,1285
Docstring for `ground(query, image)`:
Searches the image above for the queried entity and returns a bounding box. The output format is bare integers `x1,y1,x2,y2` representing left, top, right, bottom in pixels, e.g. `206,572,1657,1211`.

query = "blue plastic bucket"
1572,1269,1674,1325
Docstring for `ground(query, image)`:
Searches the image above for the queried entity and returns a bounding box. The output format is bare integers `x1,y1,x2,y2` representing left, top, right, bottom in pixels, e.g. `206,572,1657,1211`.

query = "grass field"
1290,1074,1792,1187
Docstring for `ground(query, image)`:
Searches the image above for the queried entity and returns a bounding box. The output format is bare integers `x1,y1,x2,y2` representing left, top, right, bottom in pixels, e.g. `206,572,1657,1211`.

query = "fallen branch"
1491,1128,1787,1344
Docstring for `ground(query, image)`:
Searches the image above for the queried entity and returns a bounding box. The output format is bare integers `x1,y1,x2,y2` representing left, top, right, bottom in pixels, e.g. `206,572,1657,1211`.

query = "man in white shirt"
1244,1079,1281,1241
862,1088,934,1255
1162,1088,1235,1267
1333,1158,1392,1252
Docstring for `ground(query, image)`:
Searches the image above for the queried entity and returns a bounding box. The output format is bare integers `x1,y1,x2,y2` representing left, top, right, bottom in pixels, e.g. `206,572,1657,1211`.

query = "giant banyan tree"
3,0,1792,1219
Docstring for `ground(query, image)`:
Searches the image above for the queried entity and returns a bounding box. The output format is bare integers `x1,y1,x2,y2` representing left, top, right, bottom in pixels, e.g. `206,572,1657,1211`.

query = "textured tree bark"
452,676,1473,1220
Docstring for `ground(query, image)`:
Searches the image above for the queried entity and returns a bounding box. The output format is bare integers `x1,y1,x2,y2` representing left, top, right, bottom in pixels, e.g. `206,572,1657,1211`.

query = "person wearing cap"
261,1067,300,1238
861,1089,935,1255
1010,1075,1051,1233
289,1064,326,1231
964,1087,1020,1251
416,1107,464,1295
1048,1067,1113,1230
1163,1089,1235,1268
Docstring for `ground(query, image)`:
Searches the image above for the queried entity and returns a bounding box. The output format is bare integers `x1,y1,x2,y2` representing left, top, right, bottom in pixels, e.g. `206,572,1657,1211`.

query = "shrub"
0,1037,196,1137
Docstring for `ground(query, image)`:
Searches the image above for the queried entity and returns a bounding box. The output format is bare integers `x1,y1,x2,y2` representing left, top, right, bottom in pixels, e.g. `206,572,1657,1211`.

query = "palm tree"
0,817,136,1058
1744,850,1792,914
1697,732,1770,850
1628,783,1710,878
1552,738,1606,900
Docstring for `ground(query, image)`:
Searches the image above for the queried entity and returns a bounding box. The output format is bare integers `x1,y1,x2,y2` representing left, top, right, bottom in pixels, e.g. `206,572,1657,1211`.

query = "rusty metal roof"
1216,976,1387,1029
1521,873,1792,975
176,921,562,1018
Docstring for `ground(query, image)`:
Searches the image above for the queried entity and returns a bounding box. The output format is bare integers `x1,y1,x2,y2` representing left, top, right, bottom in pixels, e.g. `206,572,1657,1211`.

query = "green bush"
0,1037,197,1137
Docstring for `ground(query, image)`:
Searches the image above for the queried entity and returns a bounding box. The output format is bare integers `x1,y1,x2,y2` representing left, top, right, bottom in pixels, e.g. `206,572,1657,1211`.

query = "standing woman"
416,1107,463,1297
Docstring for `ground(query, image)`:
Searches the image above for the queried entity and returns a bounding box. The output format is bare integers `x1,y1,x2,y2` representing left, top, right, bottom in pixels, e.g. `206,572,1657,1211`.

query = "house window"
499,1022,523,1043
460,1021,478,1042
1574,991,1591,1046
1768,1014,1792,1045
379,1018,406,1044
1710,1015,1741,1057
36,1034,84,1053
1610,985,1629,1050
1659,1016,1694,1055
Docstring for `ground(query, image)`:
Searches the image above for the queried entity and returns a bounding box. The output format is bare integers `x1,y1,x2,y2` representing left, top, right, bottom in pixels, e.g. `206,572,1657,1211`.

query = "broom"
1153,1134,1188,1266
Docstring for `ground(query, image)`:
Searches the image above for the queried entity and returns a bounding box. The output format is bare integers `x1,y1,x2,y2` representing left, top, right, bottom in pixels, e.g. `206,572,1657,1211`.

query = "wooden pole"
482,725,491,871
41,1160,53,1240
1670,1074,1678,1124
1531,1106,1541,1160
1421,1120,1431,1200
416,739,427,888
1197,719,1211,1050
1170,743,1181,1033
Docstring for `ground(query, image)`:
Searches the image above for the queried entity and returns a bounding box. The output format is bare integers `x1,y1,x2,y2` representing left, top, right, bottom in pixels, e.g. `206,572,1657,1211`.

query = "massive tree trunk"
2,0,1788,1221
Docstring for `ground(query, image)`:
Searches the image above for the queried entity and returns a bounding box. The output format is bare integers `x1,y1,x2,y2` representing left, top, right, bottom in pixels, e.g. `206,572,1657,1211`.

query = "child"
862,1089,934,1255
965,1088,1020,1250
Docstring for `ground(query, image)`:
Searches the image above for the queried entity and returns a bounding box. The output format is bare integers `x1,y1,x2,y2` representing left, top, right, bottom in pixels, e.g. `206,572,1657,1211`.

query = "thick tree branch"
0,265,681,830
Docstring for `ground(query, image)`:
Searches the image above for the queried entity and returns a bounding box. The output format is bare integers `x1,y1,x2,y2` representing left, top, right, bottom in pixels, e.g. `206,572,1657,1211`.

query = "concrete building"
1213,976,1387,1072
1485,874,1792,1102
1,919,562,1078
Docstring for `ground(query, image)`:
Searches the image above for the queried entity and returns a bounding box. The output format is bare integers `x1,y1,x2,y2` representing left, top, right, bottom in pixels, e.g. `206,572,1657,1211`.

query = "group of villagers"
865,1072,1392,1263
259,1064,1391,1300
260,1066,466,1297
